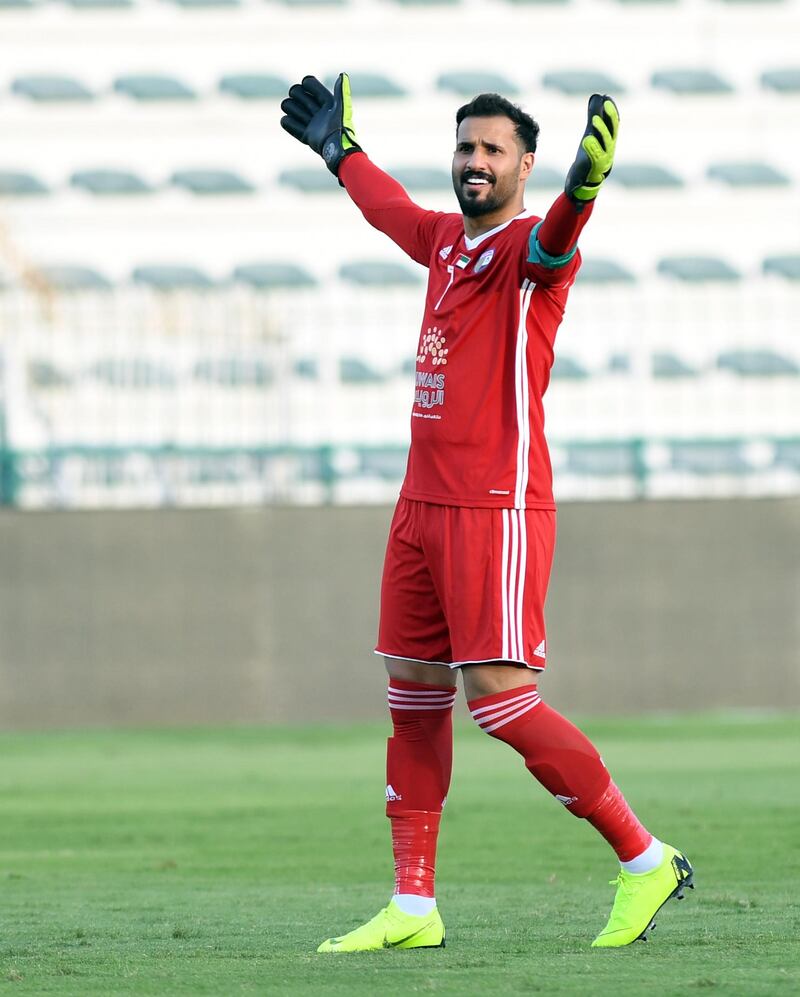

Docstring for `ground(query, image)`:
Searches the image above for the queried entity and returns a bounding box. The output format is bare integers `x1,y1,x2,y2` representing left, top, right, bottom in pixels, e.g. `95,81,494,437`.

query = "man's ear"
520,152,535,180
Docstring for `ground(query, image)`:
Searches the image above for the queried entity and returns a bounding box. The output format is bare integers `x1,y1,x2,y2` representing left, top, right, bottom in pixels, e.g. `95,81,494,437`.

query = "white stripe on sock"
482,699,541,734
470,688,539,719
472,694,541,729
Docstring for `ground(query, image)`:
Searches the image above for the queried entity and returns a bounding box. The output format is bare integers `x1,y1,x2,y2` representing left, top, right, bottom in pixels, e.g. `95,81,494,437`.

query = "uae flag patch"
455,254,471,269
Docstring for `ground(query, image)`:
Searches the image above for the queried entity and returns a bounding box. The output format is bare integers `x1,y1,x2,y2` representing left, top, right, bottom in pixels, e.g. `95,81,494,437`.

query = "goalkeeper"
281,75,693,953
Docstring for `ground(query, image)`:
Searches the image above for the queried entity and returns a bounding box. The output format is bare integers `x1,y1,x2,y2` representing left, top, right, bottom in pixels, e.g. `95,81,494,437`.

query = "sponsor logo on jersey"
455,253,471,269
533,639,546,658
439,244,453,260
475,248,495,273
415,326,448,411
417,327,448,367
386,784,402,802
555,794,578,806
488,489,511,495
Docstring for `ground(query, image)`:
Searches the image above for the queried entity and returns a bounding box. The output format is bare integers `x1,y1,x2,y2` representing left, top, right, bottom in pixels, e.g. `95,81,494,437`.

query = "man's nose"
466,147,489,173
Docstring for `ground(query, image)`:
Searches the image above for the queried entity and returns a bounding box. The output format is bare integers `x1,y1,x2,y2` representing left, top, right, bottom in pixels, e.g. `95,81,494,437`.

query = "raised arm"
280,73,441,266
526,95,619,284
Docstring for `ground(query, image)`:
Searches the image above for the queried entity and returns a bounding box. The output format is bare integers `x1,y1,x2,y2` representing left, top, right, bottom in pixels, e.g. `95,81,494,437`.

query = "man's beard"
453,170,514,218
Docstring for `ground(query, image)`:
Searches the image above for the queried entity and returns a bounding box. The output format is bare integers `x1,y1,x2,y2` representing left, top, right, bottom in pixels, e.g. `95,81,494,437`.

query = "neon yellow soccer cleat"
592,844,694,948
317,899,445,952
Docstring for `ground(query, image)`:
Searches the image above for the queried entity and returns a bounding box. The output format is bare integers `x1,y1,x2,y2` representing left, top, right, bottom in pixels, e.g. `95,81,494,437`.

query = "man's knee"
384,656,458,688
461,662,538,700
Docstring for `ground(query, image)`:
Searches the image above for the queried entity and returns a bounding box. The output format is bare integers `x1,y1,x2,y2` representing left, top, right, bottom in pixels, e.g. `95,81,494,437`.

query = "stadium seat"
192,359,273,387
528,166,563,188
324,73,406,98
38,266,112,291
170,170,254,194
706,162,789,186
551,356,590,379
773,440,800,471
339,261,421,286
437,71,519,96
576,259,636,283
11,75,94,102
760,68,800,93
70,169,152,195
389,166,452,192
610,164,684,188
669,441,750,475
762,255,800,280
278,167,340,192
293,358,320,379
607,353,631,373
716,350,799,376
339,358,385,384
219,74,290,99
62,0,133,6
565,443,638,476
652,352,700,378
657,257,741,282
359,448,409,479
277,0,346,6
390,0,460,6
88,359,178,389
651,69,734,94
168,0,239,6
28,360,71,389
231,263,317,289
542,70,625,96
131,266,214,290
0,171,49,196
113,76,197,101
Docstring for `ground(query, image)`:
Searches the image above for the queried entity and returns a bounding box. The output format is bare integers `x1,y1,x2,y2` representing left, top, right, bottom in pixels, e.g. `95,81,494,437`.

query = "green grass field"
1,714,798,996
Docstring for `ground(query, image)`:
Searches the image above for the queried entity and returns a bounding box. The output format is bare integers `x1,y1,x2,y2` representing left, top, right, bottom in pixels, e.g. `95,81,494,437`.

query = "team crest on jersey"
439,244,453,260
475,248,495,273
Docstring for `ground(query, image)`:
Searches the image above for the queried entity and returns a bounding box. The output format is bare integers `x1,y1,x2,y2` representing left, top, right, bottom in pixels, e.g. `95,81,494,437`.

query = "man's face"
452,115,532,218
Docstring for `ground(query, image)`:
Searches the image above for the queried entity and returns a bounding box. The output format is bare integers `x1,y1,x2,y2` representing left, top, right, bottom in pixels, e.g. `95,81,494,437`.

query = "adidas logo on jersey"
533,640,546,658
439,245,453,260
386,784,402,802
555,794,578,806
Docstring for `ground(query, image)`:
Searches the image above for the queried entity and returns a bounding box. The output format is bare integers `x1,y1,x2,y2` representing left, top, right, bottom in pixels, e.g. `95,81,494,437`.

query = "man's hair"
455,93,539,154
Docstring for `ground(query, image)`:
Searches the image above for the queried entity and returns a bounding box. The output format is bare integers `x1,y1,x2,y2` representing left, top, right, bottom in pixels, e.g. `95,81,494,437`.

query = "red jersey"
340,153,584,510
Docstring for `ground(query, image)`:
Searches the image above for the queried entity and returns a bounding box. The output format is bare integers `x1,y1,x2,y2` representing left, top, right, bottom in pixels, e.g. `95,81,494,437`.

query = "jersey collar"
463,209,533,252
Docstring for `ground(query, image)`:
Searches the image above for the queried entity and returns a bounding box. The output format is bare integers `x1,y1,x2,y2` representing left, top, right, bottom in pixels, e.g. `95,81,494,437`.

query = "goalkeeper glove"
564,94,619,207
280,73,362,178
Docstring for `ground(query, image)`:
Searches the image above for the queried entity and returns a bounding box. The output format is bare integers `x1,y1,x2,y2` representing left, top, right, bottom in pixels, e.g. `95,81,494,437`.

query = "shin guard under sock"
387,679,456,897
468,686,651,861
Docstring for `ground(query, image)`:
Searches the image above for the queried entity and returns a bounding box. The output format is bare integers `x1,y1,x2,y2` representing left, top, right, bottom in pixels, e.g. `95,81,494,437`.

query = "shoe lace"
607,871,640,905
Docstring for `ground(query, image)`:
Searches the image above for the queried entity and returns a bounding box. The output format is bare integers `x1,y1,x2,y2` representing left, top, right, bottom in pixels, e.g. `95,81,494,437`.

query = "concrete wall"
0,498,798,729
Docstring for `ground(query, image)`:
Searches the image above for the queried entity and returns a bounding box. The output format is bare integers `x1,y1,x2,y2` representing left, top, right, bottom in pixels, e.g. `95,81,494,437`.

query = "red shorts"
376,498,556,670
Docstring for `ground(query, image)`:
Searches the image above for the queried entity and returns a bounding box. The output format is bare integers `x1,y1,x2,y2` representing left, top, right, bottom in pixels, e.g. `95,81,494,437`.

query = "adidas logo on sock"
386,784,403,802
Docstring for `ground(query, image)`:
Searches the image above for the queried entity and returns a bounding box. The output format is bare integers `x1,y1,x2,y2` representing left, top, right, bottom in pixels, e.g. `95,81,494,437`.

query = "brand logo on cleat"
672,853,694,883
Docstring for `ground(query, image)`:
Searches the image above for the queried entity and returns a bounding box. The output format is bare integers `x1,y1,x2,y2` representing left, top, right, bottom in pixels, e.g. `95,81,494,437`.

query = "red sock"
468,686,651,861
387,679,456,897
583,781,652,862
